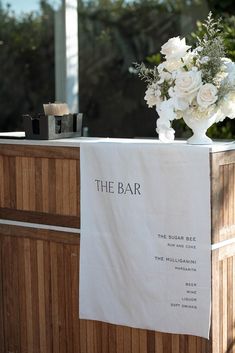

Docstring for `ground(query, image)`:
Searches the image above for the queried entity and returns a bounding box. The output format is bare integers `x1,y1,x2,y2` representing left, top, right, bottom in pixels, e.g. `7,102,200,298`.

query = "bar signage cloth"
80,140,211,338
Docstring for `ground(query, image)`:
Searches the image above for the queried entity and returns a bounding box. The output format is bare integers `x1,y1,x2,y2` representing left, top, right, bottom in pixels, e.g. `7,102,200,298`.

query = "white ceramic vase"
183,112,217,145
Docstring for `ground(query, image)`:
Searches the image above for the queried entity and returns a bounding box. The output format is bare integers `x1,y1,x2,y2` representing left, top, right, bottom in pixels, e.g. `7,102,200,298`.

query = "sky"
3,0,40,14
2,0,60,15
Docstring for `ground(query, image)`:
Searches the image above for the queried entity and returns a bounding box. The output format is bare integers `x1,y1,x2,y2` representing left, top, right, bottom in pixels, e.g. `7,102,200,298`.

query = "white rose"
197,83,218,108
144,83,161,108
220,91,235,118
174,70,202,103
160,36,191,60
164,59,184,73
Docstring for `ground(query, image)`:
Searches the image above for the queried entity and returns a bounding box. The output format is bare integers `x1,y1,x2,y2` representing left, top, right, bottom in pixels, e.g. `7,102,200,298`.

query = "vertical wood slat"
3,156,16,209
24,238,34,352
233,257,235,352
42,158,49,213
227,256,233,352
0,156,4,207
228,164,234,227
0,237,5,353
211,250,220,353
37,240,47,353
2,236,21,353
16,156,23,209
50,242,60,353
69,160,78,216
18,237,28,352
35,158,43,212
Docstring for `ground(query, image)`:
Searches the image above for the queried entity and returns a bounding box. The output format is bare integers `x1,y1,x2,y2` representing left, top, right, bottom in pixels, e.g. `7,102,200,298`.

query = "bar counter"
0,136,234,353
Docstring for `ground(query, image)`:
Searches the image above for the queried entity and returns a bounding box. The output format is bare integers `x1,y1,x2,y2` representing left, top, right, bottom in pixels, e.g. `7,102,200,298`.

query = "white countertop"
0,132,234,152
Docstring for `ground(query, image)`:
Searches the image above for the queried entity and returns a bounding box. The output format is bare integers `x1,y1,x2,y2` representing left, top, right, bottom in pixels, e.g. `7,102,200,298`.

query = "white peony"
160,36,191,61
144,83,161,108
174,70,202,104
197,83,218,108
220,91,235,118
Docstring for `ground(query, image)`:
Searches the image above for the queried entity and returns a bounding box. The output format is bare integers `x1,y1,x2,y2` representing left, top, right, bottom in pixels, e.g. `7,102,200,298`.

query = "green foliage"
196,12,225,84
0,0,55,131
0,0,235,139
190,13,235,139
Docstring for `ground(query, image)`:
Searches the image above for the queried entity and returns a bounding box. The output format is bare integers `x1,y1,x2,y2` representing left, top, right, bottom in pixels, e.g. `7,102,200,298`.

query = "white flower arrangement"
135,13,235,142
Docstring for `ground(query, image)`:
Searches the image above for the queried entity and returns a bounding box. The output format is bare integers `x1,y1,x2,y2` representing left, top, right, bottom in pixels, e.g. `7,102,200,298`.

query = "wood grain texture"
211,152,235,243
0,224,218,353
0,228,81,353
0,147,80,227
0,146,235,352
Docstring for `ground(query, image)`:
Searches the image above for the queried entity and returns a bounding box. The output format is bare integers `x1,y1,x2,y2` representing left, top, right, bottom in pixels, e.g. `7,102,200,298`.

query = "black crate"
23,113,83,140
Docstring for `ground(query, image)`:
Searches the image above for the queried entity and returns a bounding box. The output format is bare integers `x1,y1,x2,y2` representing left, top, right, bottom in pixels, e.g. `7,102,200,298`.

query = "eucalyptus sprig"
197,12,225,84
133,62,159,86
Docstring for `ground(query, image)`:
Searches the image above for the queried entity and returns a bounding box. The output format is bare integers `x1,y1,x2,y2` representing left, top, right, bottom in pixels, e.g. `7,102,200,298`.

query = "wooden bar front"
0,141,234,353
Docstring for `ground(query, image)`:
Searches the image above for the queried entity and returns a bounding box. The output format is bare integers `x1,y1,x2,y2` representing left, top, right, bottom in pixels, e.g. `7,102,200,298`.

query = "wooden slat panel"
0,148,80,223
211,153,235,244
0,224,216,353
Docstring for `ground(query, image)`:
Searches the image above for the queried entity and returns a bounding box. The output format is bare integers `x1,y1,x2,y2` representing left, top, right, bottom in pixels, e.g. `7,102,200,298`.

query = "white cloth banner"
80,141,211,338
